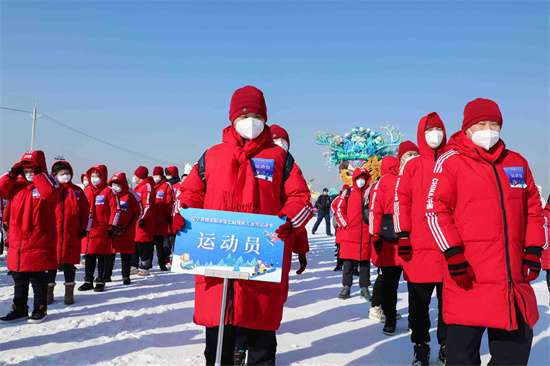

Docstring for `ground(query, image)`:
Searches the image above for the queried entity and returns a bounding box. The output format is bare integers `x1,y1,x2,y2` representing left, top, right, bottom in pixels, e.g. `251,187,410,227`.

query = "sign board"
172,208,286,283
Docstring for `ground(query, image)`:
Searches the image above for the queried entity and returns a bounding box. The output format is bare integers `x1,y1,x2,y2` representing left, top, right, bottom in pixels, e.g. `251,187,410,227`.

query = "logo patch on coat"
95,195,105,205
156,191,165,199
120,201,129,211
503,167,527,188
251,158,275,182
32,188,41,198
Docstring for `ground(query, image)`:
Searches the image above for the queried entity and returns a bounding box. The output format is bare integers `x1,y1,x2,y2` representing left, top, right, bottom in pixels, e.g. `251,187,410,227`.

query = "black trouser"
47,264,76,284
84,254,107,284
152,235,167,268
546,270,550,293
12,271,47,310
371,268,383,307
408,281,446,345
205,326,277,366
312,211,331,234
106,253,116,279
446,307,532,365
343,260,370,288
335,244,343,267
120,253,132,278
132,242,152,269
381,266,403,323
165,234,176,260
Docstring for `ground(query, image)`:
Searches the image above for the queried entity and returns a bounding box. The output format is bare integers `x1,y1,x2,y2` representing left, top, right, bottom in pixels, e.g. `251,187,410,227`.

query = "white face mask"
153,176,162,183
133,176,139,184
25,173,34,182
274,140,289,151
57,174,71,184
356,178,366,188
425,130,444,149
469,129,500,150
91,177,102,187
83,180,89,187
112,184,122,193
235,117,264,140
166,175,172,180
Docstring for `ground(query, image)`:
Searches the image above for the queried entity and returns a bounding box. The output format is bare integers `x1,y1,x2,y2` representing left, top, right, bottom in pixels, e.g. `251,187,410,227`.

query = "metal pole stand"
204,269,249,366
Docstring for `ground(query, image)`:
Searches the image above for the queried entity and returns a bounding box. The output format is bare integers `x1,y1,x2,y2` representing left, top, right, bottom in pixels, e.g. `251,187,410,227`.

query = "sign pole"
215,277,229,366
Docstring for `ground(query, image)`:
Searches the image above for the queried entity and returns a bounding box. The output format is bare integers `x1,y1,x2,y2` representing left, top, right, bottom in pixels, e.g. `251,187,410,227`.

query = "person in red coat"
369,155,404,336
395,115,448,364
165,165,181,261
175,85,312,365
425,98,548,365
81,173,90,189
335,168,372,300
331,185,350,271
79,165,121,293
47,161,91,306
108,172,142,285
0,150,61,324
150,166,173,271
131,166,156,276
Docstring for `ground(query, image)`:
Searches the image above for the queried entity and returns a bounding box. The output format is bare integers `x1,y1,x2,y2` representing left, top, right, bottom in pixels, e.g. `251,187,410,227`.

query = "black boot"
28,305,48,324
382,319,396,336
437,345,446,366
234,347,246,366
0,304,29,322
94,282,105,292
413,343,430,366
78,282,94,291
338,285,351,299
123,277,131,285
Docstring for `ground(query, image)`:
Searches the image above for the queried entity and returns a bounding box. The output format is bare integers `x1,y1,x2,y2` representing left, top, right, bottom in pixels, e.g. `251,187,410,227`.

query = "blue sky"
1,1,548,195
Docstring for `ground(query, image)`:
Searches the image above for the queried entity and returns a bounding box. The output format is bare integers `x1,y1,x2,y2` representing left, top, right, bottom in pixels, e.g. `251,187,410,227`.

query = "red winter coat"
169,181,182,235
177,125,312,331
134,177,156,242
0,150,61,272
109,172,142,254
425,131,547,330
332,185,350,245
153,178,173,237
52,161,91,265
335,168,371,261
394,113,448,283
82,165,121,255
542,203,550,270
369,157,404,267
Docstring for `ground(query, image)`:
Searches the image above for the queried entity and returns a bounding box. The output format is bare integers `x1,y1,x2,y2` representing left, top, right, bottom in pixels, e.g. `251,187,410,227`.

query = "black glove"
78,230,88,239
32,163,43,174
10,162,22,179
166,216,173,224
372,235,383,255
138,219,145,228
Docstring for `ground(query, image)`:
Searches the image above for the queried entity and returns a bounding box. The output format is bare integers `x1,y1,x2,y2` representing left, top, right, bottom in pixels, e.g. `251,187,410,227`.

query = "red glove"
445,247,476,290
296,253,307,275
372,235,382,255
398,237,412,262
275,213,292,239
173,203,187,233
9,162,22,179
523,246,542,282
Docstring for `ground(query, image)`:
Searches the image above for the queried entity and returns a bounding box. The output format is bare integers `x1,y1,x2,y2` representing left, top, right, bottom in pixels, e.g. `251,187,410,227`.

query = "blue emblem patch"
95,195,105,205
503,167,527,188
251,158,275,182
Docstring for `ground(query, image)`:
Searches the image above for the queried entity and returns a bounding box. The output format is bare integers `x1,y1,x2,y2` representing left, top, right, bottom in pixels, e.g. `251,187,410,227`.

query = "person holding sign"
425,98,547,365
175,85,313,365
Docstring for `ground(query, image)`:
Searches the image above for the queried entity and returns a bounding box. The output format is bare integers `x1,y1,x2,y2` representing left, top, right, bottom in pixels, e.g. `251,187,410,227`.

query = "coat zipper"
59,191,66,264
480,153,514,331
360,189,364,262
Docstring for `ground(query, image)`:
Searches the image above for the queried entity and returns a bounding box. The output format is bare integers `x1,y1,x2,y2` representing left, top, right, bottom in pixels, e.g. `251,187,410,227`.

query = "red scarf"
221,125,271,213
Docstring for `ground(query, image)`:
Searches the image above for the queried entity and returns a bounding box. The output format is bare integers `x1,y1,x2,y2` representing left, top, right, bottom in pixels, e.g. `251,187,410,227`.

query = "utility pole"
30,99,37,150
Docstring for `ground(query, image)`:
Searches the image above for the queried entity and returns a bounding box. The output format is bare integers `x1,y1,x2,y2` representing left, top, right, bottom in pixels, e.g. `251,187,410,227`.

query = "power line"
0,106,32,114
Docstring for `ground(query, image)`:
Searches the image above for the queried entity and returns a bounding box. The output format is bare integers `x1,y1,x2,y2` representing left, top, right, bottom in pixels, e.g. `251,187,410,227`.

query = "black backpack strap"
345,188,351,203
283,152,295,184
197,151,207,185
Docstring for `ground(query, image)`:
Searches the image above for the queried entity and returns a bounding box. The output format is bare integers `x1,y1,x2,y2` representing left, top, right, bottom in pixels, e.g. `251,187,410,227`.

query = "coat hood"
20,150,48,173
352,168,371,189
109,172,130,195
417,112,447,159
86,165,108,191
380,156,400,177
81,174,88,184
446,130,505,164
165,166,179,177
270,124,290,149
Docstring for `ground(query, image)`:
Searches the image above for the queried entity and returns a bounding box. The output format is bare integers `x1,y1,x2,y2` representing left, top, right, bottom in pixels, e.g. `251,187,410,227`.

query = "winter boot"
234,347,246,366
437,345,446,366
28,305,48,324
94,282,105,292
78,281,94,291
412,343,430,366
360,287,372,301
368,305,385,322
130,266,139,275
338,285,351,299
138,268,150,277
159,263,168,271
104,277,112,283
123,276,131,285
0,304,29,322
64,282,75,305
333,264,343,271
47,282,56,305
382,319,396,336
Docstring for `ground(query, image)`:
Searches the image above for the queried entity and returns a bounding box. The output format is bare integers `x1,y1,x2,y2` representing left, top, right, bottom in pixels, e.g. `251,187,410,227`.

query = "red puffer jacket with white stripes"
425,131,548,330
134,177,156,243
109,172,142,254
394,112,448,283
542,203,550,270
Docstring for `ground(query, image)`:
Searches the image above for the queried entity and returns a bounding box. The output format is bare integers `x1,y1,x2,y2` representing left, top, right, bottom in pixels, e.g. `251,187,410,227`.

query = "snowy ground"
1,223,549,365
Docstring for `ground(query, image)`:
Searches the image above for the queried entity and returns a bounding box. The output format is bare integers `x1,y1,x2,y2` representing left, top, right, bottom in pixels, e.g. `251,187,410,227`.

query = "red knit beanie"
462,98,502,131
425,112,444,130
270,124,290,148
229,85,267,123
398,141,419,160
134,166,149,179
153,166,163,176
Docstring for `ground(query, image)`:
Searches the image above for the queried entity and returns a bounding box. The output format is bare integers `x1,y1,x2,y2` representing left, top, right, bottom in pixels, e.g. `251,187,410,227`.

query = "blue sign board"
172,208,286,283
